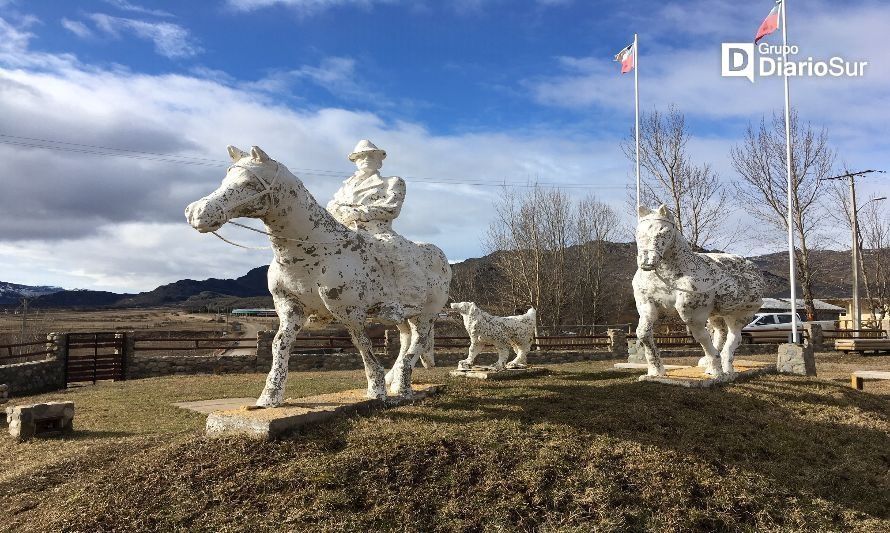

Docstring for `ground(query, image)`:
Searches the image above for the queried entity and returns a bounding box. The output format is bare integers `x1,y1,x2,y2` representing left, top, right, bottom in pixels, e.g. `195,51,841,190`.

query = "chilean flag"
755,1,782,44
614,43,635,74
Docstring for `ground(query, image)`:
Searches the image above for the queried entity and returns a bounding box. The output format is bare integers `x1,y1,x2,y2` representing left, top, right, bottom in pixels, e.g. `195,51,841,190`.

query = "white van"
742,312,836,341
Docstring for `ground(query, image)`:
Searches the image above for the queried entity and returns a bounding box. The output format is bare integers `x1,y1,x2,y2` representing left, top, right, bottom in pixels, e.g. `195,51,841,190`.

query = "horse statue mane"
632,204,764,381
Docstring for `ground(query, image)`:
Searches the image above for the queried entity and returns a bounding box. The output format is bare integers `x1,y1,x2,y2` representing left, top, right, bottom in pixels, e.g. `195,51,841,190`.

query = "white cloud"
226,0,393,15
101,0,175,18
88,13,201,58
0,18,627,292
61,18,93,39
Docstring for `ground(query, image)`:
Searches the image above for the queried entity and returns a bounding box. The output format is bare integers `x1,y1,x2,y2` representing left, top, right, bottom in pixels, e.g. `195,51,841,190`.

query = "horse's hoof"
457,361,471,370
366,389,386,401
394,389,414,400
256,395,283,408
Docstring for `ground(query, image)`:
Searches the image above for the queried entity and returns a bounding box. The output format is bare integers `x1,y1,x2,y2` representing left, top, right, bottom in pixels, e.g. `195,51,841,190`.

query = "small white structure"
450,302,536,370
185,144,451,406
633,205,764,381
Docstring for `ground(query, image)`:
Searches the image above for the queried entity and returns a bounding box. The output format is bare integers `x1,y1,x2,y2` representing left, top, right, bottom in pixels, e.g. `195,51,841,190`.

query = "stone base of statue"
614,362,689,371
189,384,441,440
777,343,817,376
637,360,776,388
449,365,548,381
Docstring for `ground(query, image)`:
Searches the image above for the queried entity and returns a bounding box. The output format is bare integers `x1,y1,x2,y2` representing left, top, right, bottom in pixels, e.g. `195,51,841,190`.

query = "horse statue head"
635,204,680,271
185,145,280,233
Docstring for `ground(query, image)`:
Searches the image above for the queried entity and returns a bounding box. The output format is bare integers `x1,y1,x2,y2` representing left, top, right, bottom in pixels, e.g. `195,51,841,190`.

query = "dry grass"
2,353,889,532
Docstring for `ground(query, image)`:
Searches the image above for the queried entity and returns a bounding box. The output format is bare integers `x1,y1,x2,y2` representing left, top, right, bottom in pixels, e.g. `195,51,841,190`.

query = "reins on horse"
208,162,352,250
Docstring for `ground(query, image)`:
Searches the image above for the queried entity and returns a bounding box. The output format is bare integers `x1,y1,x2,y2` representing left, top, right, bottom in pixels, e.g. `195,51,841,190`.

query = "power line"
0,132,629,190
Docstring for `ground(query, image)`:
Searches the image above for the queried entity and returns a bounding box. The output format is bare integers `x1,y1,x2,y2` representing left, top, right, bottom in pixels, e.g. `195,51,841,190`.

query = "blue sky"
0,0,888,292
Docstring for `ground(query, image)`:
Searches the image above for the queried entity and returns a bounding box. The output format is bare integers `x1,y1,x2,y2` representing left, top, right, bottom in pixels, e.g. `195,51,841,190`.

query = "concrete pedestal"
449,366,548,380
777,343,817,376
637,360,776,388
203,384,442,439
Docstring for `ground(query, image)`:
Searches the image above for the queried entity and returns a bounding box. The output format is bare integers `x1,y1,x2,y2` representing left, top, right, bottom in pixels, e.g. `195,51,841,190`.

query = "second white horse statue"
633,205,764,380
185,146,451,406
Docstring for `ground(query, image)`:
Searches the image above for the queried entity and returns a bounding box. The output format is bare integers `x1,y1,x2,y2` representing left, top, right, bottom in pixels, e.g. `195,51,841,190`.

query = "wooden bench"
835,338,890,354
851,371,890,390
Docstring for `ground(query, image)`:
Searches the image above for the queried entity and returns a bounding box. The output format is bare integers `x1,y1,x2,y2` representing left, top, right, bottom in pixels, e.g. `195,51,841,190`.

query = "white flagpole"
634,33,641,216
780,0,799,343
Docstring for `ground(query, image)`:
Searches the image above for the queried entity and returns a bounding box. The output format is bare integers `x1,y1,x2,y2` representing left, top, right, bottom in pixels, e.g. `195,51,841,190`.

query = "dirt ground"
1,352,888,532
0,308,280,345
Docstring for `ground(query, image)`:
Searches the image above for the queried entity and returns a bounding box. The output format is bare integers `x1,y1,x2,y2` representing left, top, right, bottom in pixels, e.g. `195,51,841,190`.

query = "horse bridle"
636,216,675,260
209,162,280,250
222,162,282,212
637,216,721,294
208,161,350,250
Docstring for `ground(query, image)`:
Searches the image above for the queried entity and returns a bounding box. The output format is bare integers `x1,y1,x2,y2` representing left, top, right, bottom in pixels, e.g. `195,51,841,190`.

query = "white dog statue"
450,302,536,370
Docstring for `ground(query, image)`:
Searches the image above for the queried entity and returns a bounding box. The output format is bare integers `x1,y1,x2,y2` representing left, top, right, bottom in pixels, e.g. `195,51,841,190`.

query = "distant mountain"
18,247,863,309
28,266,271,309
0,281,64,305
32,289,132,308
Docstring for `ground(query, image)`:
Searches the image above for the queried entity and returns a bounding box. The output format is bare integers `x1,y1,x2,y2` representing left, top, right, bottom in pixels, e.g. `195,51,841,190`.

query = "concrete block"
449,365,548,380
206,384,441,439
6,401,75,441
777,343,817,376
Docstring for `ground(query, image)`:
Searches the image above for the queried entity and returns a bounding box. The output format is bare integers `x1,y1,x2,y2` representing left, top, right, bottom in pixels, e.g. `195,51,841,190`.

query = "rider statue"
327,140,405,238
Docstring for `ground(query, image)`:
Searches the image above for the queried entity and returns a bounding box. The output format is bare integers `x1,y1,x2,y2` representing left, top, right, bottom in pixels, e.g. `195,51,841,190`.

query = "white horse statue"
633,205,764,380
185,146,451,406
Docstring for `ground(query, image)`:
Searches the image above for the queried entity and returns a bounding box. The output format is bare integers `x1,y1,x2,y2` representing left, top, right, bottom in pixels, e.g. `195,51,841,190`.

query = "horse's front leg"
680,305,724,379
257,297,306,407
636,301,665,378
345,321,386,400
389,316,434,398
385,321,412,389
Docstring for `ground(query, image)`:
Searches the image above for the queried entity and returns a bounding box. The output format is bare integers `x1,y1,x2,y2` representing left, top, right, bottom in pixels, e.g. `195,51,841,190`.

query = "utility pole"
19,297,29,342
823,169,887,333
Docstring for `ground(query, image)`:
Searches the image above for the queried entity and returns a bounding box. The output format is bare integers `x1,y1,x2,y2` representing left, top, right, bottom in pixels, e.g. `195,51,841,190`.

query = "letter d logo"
722,43,755,83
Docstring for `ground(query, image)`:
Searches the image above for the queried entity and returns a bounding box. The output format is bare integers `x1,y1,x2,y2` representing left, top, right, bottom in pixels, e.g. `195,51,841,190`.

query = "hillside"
0,282,64,306
15,246,864,310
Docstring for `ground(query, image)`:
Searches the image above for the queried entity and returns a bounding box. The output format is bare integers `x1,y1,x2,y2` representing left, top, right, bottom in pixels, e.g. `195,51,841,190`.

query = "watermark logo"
721,42,868,83
722,43,755,82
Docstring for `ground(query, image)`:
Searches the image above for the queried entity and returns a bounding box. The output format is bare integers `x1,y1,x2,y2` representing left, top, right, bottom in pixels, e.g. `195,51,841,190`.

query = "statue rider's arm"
326,193,360,226
355,177,405,222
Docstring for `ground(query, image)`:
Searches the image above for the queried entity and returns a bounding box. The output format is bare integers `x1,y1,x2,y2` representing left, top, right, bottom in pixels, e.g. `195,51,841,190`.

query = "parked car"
741,312,836,342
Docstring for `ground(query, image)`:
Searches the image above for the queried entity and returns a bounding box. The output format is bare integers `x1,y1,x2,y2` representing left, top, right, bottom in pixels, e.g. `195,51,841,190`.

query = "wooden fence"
0,340,55,364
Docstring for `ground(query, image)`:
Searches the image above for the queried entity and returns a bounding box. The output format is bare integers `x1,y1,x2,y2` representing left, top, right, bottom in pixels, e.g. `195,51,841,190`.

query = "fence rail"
824,329,887,340
133,337,258,352
0,339,55,363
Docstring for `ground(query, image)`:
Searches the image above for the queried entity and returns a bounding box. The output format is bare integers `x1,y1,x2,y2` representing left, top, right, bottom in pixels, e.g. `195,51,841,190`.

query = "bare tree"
857,197,890,322
484,186,622,330
574,196,620,328
623,106,729,249
731,109,835,320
